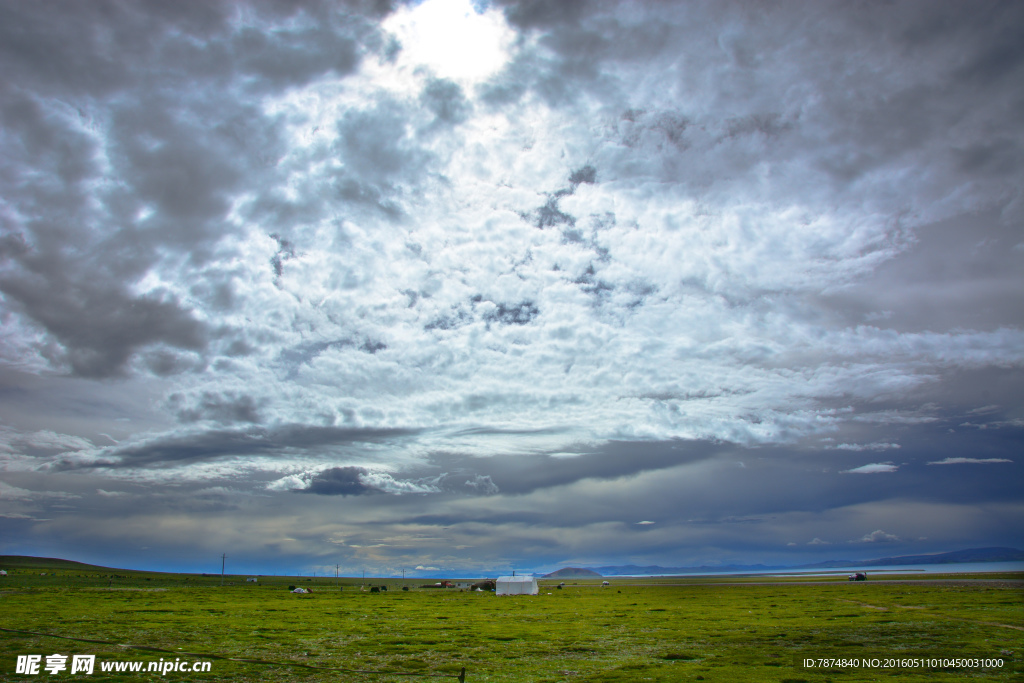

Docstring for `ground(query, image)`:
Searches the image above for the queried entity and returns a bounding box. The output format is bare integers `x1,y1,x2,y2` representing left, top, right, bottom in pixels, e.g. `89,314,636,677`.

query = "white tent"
495,575,538,596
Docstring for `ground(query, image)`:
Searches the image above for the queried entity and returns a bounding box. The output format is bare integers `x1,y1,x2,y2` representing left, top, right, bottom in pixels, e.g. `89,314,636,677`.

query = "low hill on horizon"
0,555,122,572
543,567,603,578
0,556,206,576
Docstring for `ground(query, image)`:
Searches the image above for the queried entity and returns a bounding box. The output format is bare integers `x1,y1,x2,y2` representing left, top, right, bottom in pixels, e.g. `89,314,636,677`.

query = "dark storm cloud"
106,101,255,247
50,424,420,470
336,102,423,181
269,233,297,285
498,0,592,30
0,0,392,377
168,391,265,425
231,22,361,90
529,196,576,229
424,307,474,331
425,439,724,496
420,78,471,125
0,1,390,96
488,0,1024,222
823,366,1024,447
389,413,1023,538
0,88,212,376
0,271,208,378
482,300,539,326
301,466,378,496
816,210,1024,333
568,164,597,186
747,420,1024,513
483,0,675,107
521,166,598,229
0,2,229,98
572,263,614,300
423,296,545,331
458,428,1022,540
287,95,443,221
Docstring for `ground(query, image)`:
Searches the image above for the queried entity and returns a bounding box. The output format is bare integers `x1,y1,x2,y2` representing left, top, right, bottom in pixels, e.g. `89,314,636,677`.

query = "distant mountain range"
795,547,1024,569
578,547,1024,577
3,547,1021,580
542,567,603,578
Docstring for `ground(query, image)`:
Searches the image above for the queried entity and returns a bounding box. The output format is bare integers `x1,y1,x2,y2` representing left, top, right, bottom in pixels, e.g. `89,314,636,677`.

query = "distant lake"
611,561,1024,578
699,561,1024,577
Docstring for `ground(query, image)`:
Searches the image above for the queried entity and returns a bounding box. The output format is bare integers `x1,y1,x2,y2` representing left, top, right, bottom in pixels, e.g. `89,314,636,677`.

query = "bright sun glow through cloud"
384,0,515,82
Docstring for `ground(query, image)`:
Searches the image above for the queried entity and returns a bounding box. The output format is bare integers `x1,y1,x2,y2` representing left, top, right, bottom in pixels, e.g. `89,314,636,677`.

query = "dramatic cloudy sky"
1,0,1022,576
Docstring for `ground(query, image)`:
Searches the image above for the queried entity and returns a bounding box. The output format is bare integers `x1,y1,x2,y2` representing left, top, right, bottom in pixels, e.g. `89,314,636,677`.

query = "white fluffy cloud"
843,463,900,475
855,529,901,543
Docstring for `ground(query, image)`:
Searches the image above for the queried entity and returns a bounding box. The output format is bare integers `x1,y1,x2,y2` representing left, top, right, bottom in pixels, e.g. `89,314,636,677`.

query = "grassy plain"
0,558,1021,682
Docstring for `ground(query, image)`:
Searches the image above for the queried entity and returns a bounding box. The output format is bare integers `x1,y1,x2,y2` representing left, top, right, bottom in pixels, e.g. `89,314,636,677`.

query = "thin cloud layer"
0,0,1022,574
928,457,1013,466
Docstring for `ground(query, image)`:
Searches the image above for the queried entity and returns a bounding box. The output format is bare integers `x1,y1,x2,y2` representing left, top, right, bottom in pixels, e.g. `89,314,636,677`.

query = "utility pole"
221,554,227,586
336,564,340,592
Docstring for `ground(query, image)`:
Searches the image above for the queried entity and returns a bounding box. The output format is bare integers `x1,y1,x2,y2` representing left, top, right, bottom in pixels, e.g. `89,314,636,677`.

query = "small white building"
495,574,538,596
246,577,258,582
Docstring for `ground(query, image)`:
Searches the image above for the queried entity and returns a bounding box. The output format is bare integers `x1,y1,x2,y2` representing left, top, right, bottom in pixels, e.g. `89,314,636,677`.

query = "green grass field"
0,557,1020,682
